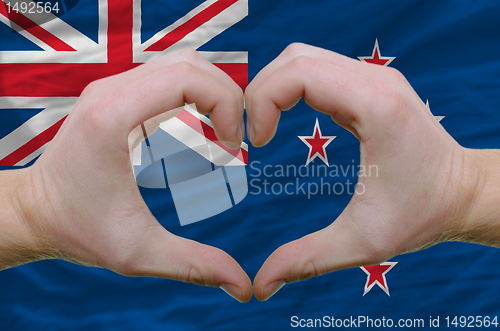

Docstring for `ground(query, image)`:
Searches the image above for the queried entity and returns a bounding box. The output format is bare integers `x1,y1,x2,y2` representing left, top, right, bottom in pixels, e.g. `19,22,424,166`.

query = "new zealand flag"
1,1,500,330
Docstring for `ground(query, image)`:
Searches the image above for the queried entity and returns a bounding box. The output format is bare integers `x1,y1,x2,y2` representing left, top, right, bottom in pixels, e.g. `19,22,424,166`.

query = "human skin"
1,44,499,303
245,43,500,301
0,49,252,303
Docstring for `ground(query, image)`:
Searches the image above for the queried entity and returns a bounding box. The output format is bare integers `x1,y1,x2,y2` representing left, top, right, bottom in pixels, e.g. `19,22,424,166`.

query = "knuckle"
370,83,406,120
185,266,204,285
284,42,308,58
175,48,200,63
292,55,317,72
176,244,212,286
168,61,194,80
78,78,120,133
384,66,407,84
379,85,403,107
81,96,114,132
299,260,321,281
362,68,411,122
80,79,104,98
79,92,128,137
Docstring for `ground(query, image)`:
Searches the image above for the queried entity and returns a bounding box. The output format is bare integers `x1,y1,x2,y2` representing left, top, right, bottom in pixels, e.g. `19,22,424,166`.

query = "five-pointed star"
298,118,336,166
358,39,395,67
360,262,398,296
426,100,445,122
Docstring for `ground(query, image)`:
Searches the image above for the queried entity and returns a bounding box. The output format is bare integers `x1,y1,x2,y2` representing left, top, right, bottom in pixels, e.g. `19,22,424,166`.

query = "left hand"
245,43,480,301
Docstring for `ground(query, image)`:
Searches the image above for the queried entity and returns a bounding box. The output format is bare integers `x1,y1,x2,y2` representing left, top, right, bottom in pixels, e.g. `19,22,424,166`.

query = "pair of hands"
8,44,486,302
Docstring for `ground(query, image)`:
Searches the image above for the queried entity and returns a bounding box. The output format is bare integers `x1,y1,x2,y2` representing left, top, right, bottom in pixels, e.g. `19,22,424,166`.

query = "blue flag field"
1,0,500,330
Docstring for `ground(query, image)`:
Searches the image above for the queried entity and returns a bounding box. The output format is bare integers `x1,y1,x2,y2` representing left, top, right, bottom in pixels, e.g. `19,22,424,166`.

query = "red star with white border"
358,39,395,67
298,118,336,166
426,100,445,122
360,262,397,296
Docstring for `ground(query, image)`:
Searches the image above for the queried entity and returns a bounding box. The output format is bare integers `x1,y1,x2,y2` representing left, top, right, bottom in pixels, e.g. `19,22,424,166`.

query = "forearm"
0,168,43,269
455,149,500,247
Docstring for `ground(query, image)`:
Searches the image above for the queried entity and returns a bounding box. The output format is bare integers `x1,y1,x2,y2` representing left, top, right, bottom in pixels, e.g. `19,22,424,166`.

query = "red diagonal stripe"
176,109,248,164
0,115,67,166
144,0,238,52
214,63,247,91
0,2,75,52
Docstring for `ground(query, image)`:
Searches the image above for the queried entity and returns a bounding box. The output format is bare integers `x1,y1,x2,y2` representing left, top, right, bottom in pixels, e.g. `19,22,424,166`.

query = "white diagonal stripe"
133,0,248,63
137,0,217,50
0,97,76,159
0,13,53,51
0,0,107,63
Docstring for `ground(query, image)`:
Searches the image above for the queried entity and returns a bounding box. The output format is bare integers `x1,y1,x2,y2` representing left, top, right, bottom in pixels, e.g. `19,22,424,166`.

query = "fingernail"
247,119,255,143
264,280,286,301
221,141,240,149
220,283,243,303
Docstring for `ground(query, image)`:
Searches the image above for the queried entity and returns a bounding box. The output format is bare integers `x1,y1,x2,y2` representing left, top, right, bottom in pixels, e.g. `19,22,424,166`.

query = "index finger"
246,55,374,146
245,43,375,112
119,49,245,113
76,61,244,149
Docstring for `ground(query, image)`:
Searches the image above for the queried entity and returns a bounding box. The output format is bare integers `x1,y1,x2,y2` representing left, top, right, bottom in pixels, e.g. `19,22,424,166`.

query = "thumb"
115,225,253,303
253,213,382,301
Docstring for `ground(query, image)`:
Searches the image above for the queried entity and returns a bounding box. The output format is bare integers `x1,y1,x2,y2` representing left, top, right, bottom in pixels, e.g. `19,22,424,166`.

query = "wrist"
451,148,500,246
0,168,46,269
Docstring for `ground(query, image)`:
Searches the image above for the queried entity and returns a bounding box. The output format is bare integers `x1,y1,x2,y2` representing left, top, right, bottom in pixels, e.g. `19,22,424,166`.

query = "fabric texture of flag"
1,0,500,330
